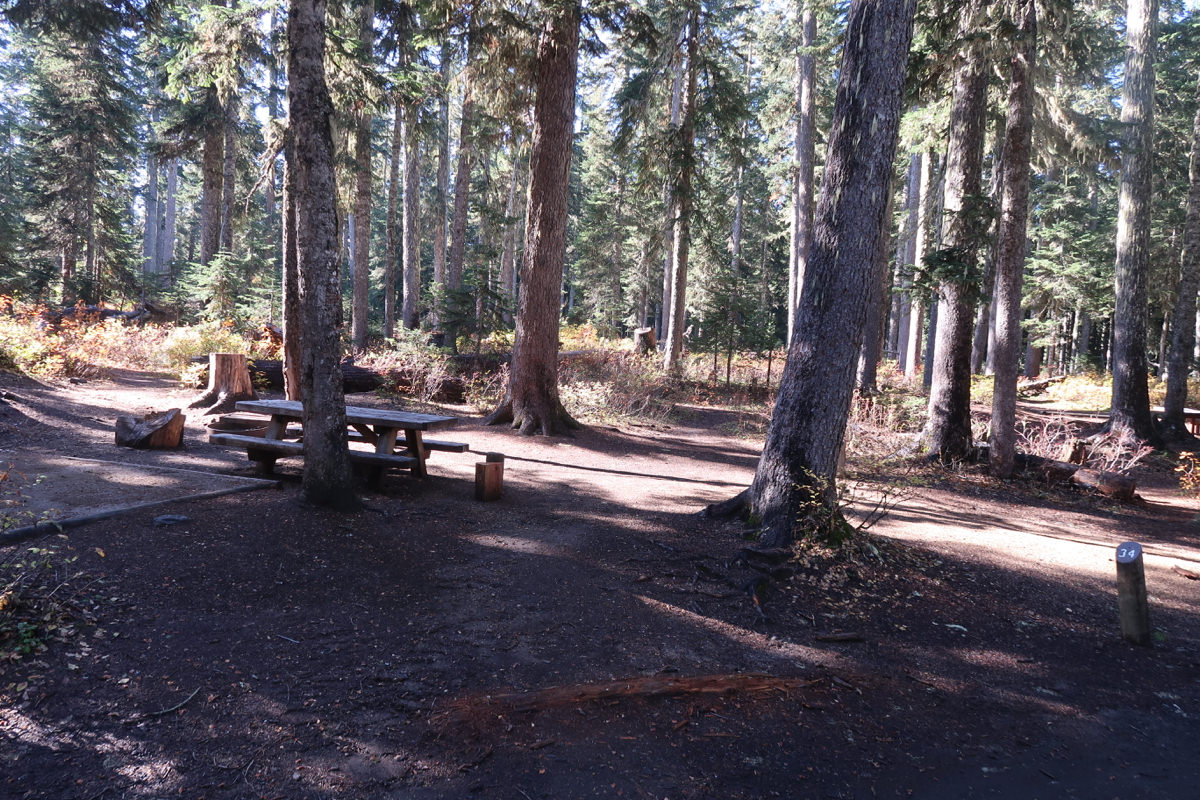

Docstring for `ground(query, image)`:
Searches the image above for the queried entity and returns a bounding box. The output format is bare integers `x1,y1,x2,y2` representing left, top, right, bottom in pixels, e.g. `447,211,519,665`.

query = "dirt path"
2,371,1199,799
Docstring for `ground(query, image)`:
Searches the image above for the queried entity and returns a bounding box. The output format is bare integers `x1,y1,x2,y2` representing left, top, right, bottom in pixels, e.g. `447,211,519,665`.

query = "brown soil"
2,370,1199,799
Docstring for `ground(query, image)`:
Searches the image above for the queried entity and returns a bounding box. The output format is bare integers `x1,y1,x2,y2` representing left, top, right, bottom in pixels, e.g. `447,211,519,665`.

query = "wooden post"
1116,541,1152,647
475,452,504,502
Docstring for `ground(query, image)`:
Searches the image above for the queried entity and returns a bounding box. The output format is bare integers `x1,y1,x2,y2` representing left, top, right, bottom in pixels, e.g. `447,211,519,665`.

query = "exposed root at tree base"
483,398,582,437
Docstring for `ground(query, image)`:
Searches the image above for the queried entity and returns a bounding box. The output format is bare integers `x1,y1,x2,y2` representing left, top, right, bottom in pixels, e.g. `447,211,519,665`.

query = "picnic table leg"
403,429,428,477
366,426,400,488
247,450,277,475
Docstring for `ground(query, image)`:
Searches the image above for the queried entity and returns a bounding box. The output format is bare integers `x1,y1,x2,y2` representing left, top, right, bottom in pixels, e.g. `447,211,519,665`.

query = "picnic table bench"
208,399,466,483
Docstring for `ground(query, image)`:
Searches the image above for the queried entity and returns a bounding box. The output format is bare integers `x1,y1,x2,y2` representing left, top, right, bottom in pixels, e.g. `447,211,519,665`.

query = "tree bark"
663,6,698,374
447,25,476,296
431,35,451,327
287,0,356,509
160,157,178,273
905,151,934,379
220,94,238,254
657,41,685,342
143,146,160,279
787,1,817,345
1162,70,1200,441
858,186,894,393
748,0,916,547
200,87,223,266
1109,0,1160,443
924,8,990,462
351,0,374,352
989,0,1037,478
384,105,401,339
499,141,525,324
402,90,421,330
281,150,302,401
484,0,582,436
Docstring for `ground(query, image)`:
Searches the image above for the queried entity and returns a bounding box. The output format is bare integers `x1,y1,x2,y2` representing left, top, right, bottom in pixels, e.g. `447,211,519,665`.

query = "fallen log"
1013,453,1138,499
115,408,185,449
1017,374,1067,397
1071,468,1137,501
1013,453,1079,484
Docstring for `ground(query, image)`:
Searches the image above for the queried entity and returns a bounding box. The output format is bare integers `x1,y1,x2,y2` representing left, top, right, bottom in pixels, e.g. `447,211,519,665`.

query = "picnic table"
208,399,465,483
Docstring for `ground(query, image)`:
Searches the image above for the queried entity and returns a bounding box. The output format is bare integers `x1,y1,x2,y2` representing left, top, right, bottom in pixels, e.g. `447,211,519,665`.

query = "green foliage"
161,321,258,375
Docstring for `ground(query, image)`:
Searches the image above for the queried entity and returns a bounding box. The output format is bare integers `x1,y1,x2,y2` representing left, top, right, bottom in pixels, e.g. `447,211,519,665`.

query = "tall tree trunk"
499,141,524,324
384,106,401,338
160,157,178,274
663,7,699,374
282,153,302,402
350,1,374,351
200,87,224,265
905,151,934,379
989,0,1037,478
895,153,921,370
858,185,895,393
747,0,917,547
924,10,990,462
1109,0,1159,442
143,148,160,280
220,95,238,254
287,0,356,509
431,36,451,326
447,27,476,295
1162,70,1200,440
483,0,582,436
788,0,817,344
971,122,1006,375
402,95,421,331
657,46,685,342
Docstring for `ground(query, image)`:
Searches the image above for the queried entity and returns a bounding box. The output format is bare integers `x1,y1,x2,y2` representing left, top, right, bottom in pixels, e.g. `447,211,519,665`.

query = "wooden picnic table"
208,398,465,482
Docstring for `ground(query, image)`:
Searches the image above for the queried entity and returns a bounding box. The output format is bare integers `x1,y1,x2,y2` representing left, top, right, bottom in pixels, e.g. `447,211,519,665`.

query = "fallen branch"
1172,564,1199,581
441,674,823,720
128,687,200,722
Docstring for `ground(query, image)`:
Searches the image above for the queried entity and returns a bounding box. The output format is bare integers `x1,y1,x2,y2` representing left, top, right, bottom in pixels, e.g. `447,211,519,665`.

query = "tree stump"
633,327,657,355
189,353,258,415
115,408,186,449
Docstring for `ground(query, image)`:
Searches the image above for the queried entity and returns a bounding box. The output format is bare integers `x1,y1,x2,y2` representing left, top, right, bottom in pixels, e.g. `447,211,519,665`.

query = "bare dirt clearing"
2,369,1199,799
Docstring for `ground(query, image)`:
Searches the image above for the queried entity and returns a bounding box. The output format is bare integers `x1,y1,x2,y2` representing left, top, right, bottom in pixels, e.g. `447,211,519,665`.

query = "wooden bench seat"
209,432,304,455
345,431,469,453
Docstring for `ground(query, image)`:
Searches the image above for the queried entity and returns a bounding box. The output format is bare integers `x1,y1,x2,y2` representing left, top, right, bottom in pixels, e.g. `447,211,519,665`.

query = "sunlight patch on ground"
1,707,183,794
634,594,842,670
464,533,571,558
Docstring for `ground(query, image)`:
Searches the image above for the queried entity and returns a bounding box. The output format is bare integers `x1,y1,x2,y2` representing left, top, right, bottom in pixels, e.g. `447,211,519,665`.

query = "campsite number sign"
1116,542,1142,564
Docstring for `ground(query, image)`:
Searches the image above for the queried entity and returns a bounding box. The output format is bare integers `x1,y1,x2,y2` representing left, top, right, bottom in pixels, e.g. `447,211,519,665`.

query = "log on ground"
115,408,186,449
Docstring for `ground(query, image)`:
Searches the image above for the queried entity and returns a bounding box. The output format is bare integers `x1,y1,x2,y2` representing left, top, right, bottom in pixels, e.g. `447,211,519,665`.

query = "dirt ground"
2,369,1199,799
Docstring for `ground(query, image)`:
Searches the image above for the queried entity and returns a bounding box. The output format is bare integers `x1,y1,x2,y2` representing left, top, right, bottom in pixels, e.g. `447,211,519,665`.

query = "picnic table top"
235,399,458,431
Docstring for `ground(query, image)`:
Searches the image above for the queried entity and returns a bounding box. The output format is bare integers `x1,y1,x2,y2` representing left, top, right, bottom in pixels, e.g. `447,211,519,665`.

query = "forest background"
2,0,1200,483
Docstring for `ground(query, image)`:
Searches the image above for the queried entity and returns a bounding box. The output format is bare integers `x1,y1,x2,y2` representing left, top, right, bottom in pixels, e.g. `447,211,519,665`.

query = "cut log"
1013,453,1079,484
189,353,258,415
633,327,657,355
1071,468,1137,501
115,408,186,449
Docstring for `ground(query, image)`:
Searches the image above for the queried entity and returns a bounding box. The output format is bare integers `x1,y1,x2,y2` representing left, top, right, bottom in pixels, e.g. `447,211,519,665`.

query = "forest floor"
1,368,1199,799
